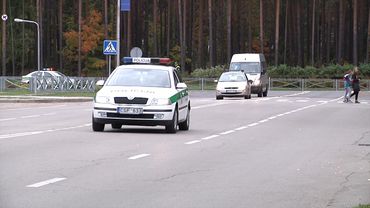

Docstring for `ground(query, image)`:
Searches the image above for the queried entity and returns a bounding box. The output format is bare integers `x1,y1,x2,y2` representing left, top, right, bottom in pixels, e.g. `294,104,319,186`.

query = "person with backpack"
350,67,361,103
343,70,352,103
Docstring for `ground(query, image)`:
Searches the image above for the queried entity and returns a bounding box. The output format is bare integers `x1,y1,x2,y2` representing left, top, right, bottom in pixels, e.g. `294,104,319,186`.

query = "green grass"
354,205,370,208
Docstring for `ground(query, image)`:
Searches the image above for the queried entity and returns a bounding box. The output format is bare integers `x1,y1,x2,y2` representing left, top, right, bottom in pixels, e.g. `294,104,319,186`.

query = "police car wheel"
179,109,190,131
216,96,223,100
111,123,122,129
92,117,105,132
166,109,178,133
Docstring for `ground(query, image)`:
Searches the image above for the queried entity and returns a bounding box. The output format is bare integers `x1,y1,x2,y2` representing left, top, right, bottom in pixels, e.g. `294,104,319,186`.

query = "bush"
191,65,226,78
268,64,370,79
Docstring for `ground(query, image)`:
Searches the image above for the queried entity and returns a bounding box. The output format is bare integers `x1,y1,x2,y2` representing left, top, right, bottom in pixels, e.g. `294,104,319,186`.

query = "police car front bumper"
93,103,175,126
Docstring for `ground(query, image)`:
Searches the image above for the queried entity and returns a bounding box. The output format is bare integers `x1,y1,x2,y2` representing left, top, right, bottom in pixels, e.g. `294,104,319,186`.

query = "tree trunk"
366,6,370,63
227,0,232,63
178,0,185,70
274,0,280,66
104,0,108,73
311,0,316,66
283,0,288,64
78,0,82,76
208,0,215,67
259,0,264,53
166,0,171,56
59,0,63,72
353,0,358,66
297,1,303,66
2,0,6,75
198,0,204,67
337,0,344,63
153,0,158,56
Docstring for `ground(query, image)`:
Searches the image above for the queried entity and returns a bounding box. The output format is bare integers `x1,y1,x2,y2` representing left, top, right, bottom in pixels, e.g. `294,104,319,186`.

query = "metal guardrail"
0,77,369,92
0,76,104,93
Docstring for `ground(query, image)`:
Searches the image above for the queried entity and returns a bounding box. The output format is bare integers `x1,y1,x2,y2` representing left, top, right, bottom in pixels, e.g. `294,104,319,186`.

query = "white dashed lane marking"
128,154,151,160
26,178,66,188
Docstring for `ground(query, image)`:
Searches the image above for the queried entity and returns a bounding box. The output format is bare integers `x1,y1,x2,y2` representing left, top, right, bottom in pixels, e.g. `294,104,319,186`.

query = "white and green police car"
92,57,190,133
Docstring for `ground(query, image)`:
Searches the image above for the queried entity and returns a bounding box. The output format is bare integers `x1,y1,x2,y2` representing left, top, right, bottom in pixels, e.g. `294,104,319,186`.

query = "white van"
229,53,268,97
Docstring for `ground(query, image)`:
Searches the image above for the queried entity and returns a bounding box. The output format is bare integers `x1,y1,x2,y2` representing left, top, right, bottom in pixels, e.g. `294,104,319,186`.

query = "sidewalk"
0,95,93,103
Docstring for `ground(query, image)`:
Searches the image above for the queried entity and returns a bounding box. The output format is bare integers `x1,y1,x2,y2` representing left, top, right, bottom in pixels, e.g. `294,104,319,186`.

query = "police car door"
173,70,187,121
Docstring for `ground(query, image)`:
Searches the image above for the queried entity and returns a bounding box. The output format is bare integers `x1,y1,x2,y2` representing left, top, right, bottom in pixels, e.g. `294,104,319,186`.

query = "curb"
0,96,93,103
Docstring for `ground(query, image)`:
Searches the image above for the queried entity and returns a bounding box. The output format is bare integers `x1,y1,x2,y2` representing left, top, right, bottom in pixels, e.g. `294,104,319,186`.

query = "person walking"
343,69,352,103
350,67,360,103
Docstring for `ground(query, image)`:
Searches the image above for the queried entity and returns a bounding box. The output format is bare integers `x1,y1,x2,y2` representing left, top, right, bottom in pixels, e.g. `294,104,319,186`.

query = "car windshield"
106,68,171,88
219,73,246,82
229,62,261,74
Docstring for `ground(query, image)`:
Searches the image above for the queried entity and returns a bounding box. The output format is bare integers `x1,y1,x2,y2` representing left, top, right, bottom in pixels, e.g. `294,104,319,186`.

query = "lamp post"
14,18,41,71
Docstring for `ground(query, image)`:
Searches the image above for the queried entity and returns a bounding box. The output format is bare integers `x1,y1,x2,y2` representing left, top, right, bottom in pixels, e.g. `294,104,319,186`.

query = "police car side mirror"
176,83,187,89
214,79,218,83
96,80,105,86
248,80,253,84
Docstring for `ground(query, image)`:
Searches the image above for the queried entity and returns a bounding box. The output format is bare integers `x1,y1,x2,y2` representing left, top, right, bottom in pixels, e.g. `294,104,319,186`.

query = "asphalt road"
1,91,369,208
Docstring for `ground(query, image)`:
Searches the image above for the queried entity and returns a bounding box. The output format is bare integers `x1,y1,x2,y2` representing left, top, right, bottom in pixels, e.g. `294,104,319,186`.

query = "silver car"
216,71,252,100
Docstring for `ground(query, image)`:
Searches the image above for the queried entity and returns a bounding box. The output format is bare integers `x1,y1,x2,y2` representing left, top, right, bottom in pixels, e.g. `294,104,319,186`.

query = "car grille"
224,87,238,89
114,97,148,104
107,113,154,119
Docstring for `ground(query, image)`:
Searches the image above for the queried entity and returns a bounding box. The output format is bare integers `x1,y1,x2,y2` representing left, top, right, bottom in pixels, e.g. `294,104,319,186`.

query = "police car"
92,57,190,133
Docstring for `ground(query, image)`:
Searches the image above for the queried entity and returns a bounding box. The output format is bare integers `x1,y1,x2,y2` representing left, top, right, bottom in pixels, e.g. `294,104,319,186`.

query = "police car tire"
216,96,223,100
92,117,105,132
179,109,190,131
111,123,122,129
166,109,178,133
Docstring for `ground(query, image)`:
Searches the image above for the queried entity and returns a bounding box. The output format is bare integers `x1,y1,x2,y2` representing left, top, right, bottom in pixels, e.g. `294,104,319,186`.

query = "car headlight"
95,96,111,104
151,98,171,105
253,79,261,86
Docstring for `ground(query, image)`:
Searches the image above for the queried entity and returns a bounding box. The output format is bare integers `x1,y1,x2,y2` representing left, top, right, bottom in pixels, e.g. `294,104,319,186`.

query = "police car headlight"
95,96,111,104
151,98,171,105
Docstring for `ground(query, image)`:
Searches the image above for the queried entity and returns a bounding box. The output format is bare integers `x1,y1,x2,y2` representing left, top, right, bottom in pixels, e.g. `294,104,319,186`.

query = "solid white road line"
248,123,259,127
0,123,91,140
0,118,16,122
192,103,226,110
235,126,248,131
220,130,235,135
21,115,41,119
26,178,66,188
128,154,151,160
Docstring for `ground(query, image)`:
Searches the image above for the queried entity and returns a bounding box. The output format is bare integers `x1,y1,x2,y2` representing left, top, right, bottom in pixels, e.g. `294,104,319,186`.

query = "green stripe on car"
169,89,188,104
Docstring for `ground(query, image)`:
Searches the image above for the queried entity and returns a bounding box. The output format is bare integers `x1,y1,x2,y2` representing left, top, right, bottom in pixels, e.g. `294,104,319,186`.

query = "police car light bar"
123,57,172,65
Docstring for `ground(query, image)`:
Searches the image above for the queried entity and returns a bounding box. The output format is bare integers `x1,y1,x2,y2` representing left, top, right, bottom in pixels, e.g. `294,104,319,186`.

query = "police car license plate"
226,90,237,93
118,107,143,114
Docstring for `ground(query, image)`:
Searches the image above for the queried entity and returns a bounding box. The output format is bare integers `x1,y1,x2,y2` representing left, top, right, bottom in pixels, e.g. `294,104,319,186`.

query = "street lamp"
14,18,41,71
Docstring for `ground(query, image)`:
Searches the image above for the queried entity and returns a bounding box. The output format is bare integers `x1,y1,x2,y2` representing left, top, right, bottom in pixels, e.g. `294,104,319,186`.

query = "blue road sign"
103,40,118,55
121,0,130,11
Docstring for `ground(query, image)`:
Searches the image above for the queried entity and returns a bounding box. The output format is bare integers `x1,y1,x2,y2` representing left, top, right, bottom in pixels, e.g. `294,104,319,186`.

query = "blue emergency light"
123,57,172,65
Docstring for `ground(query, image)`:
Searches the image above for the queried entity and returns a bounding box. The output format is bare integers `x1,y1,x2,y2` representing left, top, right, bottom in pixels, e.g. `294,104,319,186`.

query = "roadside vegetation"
190,63,370,79
353,205,370,208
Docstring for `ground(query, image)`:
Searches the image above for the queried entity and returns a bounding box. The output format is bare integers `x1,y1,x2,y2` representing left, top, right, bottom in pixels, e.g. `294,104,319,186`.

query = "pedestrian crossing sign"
103,40,118,55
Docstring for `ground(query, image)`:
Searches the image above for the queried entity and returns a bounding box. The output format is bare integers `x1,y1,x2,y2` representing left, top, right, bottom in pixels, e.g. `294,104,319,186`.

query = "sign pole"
108,55,112,75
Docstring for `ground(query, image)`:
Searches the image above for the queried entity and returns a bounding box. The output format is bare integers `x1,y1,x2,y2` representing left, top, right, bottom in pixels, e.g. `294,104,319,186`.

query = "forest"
1,0,370,77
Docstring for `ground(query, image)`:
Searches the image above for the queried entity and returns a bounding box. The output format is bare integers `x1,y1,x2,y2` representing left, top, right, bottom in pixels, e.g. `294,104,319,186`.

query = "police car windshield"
229,62,261,74
106,68,171,88
219,73,246,82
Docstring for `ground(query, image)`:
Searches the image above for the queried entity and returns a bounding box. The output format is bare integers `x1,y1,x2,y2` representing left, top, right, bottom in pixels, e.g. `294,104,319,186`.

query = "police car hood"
98,86,177,99
217,81,247,89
